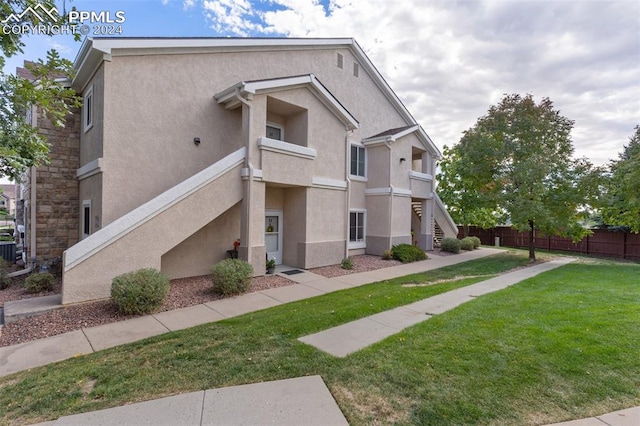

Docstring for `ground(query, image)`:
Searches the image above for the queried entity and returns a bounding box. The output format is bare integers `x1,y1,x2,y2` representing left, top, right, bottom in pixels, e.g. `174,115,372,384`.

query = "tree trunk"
463,224,469,237
528,219,536,261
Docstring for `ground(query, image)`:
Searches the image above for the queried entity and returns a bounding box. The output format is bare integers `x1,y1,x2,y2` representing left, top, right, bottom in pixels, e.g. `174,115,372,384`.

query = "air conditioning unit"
0,242,16,263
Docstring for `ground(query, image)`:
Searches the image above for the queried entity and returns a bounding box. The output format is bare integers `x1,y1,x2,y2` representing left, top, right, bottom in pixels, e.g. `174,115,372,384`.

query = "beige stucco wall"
281,187,307,267
80,65,104,166
95,46,408,226
365,145,389,189
266,89,347,180
390,137,414,190
161,202,241,280
78,173,103,237
62,164,243,304
265,186,284,210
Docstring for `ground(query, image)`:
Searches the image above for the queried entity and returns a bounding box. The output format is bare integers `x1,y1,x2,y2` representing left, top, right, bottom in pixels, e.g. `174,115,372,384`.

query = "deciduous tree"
0,0,80,180
439,94,597,260
601,126,640,233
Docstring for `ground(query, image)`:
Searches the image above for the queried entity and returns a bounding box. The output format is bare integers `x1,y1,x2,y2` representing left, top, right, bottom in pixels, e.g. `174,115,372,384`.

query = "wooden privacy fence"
458,226,640,261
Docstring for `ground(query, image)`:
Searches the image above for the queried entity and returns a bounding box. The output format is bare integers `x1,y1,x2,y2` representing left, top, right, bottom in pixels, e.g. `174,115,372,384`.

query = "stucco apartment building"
19,37,457,305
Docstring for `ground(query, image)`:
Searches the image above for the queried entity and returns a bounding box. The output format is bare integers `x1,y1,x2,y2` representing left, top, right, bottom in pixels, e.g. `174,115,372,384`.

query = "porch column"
239,179,266,276
418,198,434,251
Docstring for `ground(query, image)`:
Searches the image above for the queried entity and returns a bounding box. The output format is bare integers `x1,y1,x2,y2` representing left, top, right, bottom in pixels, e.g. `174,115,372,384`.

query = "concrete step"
3,294,62,324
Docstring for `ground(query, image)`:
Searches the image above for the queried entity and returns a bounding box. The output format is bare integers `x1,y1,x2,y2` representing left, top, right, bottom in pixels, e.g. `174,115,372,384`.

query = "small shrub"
0,270,9,290
382,249,393,260
0,257,11,290
341,257,354,270
0,259,9,290
211,259,253,296
391,244,427,263
111,268,169,315
440,237,461,254
460,237,475,251
470,236,481,249
24,272,56,293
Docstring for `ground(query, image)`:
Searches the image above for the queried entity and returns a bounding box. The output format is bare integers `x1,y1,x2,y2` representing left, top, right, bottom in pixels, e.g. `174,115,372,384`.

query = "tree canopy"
0,0,80,181
438,93,598,260
600,126,640,233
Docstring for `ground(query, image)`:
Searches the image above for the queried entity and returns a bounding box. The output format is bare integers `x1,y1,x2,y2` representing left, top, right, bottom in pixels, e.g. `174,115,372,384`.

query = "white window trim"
82,200,91,239
266,122,284,141
349,143,367,180
348,209,366,249
83,85,94,133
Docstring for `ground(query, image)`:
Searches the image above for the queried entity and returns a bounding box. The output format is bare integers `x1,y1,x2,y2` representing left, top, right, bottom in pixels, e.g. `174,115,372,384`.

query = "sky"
1,0,639,186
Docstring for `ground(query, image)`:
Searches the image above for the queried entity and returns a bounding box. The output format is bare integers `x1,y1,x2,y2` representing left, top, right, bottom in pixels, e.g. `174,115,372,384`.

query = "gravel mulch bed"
310,254,403,278
309,250,455,278
0,275,62,308
0,274,294,347
0,249,447,347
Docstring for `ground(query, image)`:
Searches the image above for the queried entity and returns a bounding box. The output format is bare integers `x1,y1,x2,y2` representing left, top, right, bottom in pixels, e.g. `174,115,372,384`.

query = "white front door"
265,211,283,265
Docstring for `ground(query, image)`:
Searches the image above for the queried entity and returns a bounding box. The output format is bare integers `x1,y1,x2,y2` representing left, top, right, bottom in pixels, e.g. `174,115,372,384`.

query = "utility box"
494,237,500,247
0,242,17,262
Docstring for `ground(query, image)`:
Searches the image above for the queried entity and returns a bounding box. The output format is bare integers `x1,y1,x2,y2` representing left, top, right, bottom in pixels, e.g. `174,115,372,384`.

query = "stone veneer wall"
34,107,81,262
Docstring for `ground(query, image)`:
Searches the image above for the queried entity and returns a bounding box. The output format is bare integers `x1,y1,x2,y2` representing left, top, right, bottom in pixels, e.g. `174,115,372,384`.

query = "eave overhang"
215,74,359,131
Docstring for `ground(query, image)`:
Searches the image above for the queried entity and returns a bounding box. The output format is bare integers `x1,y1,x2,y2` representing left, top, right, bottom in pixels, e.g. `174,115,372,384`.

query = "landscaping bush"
0,259,9,290
391,244,427,263
341,257,354,270
24,272,56,293
382,249,393,260
460,237,475,251
210,259,253,296
470,236,482,249
111,268,170,315
440,237,461,254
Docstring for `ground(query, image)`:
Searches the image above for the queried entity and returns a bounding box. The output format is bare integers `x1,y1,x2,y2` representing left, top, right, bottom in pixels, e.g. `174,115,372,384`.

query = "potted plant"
266,257,276,274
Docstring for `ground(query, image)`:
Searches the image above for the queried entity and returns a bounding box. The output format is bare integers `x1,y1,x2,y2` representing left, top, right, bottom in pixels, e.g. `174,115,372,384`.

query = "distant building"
0,184,17,215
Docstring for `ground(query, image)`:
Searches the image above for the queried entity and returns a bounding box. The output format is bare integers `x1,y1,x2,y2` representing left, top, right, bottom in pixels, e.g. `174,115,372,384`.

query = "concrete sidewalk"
0,247,501,377
36,376,349,426
3,249,637,426
299,257,575,357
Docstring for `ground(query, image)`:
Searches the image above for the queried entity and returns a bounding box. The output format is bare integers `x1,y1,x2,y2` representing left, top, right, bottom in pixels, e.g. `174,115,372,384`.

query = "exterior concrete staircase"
411,200,445,247
411,195,458,247
62,148,246,305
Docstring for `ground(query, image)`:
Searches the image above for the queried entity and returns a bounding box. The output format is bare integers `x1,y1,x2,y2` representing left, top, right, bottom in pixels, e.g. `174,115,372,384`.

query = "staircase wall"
62,149,245,304
433,193,459,239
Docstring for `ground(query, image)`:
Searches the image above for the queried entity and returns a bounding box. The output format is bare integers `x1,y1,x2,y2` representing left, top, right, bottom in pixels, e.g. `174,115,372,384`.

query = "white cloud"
183,0,196,9
199,0,640,165
203,0,262,36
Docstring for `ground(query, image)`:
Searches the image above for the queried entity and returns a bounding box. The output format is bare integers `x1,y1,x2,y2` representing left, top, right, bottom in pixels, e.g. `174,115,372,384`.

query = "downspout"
344,131,352,258
233,89,254,265
384,140,394,250
29,165,37,269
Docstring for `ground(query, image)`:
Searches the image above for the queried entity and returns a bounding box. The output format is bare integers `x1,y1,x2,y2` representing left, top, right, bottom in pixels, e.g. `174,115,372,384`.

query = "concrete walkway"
299,257,575,356
1,248,637,426
0,248,501,377
37,376,349,426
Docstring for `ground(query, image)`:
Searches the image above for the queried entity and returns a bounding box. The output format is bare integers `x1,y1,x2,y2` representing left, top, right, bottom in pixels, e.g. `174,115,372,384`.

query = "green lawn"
1,251,638,425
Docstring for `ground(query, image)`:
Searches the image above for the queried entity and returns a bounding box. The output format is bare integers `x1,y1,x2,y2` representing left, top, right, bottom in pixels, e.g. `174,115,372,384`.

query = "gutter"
385,141,394,250
344,132,352,258
233,89,254,266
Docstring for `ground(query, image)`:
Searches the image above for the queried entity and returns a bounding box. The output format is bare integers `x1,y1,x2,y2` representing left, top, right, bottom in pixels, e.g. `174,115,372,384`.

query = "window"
349,210,366,248
83,85,94,132
350,144,366,177
82,200,91,238
266,123,283,141
353,62,359,77
337,53,343,69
